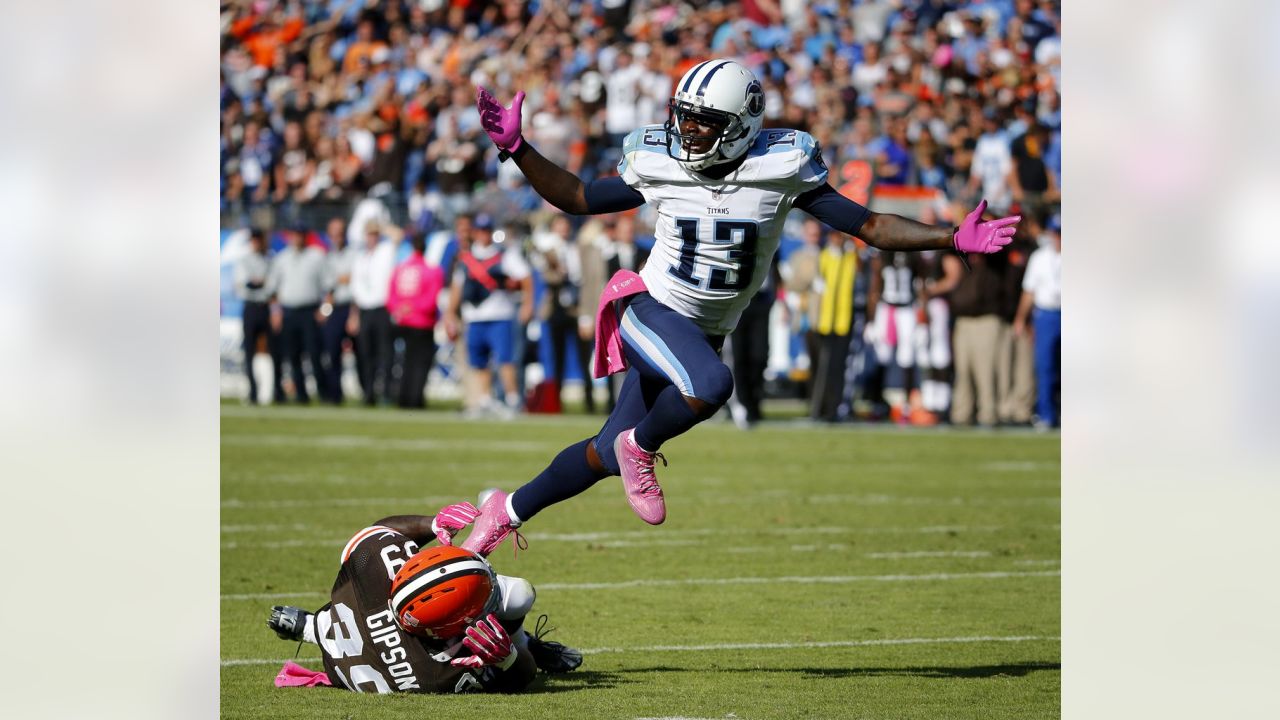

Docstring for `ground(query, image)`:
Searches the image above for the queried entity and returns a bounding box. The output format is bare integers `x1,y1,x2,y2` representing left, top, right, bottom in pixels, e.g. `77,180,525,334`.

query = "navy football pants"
509,293,733,521
590,293,733,473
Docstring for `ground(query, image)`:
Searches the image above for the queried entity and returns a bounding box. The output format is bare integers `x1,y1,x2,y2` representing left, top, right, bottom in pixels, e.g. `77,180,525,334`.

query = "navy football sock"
510,438,608,521
633,385,702,453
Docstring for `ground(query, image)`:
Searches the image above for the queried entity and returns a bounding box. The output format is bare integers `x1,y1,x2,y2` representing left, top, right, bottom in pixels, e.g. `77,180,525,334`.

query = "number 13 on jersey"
667,218,760,292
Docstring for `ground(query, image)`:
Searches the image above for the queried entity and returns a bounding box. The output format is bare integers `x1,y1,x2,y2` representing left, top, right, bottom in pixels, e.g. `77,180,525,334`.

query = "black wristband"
952,226,972,271
498,139,529,164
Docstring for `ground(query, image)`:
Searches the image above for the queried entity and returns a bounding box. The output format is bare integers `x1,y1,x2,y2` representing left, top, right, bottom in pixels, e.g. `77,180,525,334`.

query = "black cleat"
268,605,310,641
526,614,583,674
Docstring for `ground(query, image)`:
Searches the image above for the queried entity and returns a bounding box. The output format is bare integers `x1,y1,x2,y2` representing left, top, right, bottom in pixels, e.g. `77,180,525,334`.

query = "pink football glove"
476,87,525,154
449,614,517,670
953,199,1020,255
431,501,480,546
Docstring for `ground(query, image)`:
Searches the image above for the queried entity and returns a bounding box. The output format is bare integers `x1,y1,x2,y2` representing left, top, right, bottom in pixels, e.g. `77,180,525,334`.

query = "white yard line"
223,569,1058,600
801,494,1058,506
221,634,1060,667
222,434,552,452
865,551,994,558
536,570,1058,591
222,523,1059,549
979,461,1060,472
222,496,460,509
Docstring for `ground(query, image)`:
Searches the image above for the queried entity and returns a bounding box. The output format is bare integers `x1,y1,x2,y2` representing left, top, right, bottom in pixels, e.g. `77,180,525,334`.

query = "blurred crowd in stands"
221,0,1062,429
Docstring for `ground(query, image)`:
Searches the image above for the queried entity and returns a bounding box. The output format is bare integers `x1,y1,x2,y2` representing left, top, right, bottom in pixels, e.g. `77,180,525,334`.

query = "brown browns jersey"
316,525,489,694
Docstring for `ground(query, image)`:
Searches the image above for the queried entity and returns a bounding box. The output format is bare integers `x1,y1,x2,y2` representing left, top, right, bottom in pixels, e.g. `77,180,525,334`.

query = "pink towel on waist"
592,270,648,378
274,661,333,688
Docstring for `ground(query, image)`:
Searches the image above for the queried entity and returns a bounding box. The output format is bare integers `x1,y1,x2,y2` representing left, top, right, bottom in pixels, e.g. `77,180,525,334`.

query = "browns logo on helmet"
388,545,495,639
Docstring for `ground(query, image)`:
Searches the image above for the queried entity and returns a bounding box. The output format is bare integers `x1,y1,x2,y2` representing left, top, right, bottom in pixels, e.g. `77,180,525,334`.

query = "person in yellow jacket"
810,227,859,421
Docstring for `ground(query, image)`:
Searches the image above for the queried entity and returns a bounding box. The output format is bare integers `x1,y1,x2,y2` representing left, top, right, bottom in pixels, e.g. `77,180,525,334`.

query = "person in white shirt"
968,112,1014,214
350,221,399,406
234,228,284,403
322,217,356,404
268,224,331,403
604,51,645,146
1013,215,1062,429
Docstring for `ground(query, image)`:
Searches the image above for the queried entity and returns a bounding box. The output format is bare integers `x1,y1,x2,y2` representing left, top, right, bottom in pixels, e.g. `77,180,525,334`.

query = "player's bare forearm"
373,515,437,544
510,143,589,214
858,212,954,252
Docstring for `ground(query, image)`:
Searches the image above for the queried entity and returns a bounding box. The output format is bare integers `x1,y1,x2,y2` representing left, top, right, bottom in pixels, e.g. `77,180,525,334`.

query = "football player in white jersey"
446,60,1020,555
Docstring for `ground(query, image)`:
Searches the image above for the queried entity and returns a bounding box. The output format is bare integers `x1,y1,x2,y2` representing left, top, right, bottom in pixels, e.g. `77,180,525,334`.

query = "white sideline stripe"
803,494,1058,506
521,525,1052,542
222,496,460,509
219,404,596,428
979,461,1060,472
223,524,1061,550
222,434,551,452
221,634,1060,666
865,551,993,559
222,524,1061,549
582,635,1060,655
224,591,327,600
537,570,1058,591
221,403,1060,440
221,570,1058,601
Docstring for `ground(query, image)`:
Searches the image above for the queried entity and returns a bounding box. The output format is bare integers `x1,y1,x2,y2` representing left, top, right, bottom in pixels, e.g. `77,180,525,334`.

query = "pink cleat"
460,490,523,557
614,429,668,525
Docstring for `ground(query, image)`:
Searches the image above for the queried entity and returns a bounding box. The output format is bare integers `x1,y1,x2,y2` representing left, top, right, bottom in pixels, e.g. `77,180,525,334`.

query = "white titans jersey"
619,125,828,334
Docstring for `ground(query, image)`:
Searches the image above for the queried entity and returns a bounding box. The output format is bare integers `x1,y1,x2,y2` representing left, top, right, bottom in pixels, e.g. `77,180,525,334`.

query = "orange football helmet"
389,545,495,639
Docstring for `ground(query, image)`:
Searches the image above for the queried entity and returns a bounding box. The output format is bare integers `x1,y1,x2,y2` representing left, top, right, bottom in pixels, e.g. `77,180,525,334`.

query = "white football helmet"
664,59,766,171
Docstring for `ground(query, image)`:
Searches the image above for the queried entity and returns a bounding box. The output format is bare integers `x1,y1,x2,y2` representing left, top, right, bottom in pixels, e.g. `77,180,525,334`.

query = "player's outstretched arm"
864,198,1020,256
476,87,643,216
796,185,1018,256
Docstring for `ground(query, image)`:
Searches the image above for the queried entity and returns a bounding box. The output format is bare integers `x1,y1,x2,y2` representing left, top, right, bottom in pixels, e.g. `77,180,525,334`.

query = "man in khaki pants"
948,252,1007,427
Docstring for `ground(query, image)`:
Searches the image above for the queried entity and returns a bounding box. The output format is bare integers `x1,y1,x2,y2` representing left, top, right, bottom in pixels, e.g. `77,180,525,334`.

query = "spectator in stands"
387,230,446,410
1014,214,1062,430
1008,123,1060,224
969,111,1014,214
445,214,533,419
268,224,330,404
237,120,273,208
604,50,645,148
350,220,398,406
322,217,354,405
234,228,283,404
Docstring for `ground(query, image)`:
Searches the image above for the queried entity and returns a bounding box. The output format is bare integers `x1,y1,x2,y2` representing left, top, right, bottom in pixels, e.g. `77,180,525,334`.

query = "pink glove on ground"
449,614,517,670
476,87,525,154
431,501,481,546
953,199,1020,255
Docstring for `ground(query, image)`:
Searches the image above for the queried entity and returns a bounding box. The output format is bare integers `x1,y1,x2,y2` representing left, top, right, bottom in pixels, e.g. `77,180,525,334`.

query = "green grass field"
221,403,1060,719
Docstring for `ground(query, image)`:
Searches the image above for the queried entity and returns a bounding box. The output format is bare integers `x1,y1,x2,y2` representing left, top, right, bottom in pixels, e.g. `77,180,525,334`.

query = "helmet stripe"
680,61,712,94
390,558,491,614
695,60,733,98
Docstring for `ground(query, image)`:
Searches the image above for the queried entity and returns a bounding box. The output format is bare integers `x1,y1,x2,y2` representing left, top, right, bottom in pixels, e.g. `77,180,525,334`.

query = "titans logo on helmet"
745,80,764,117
